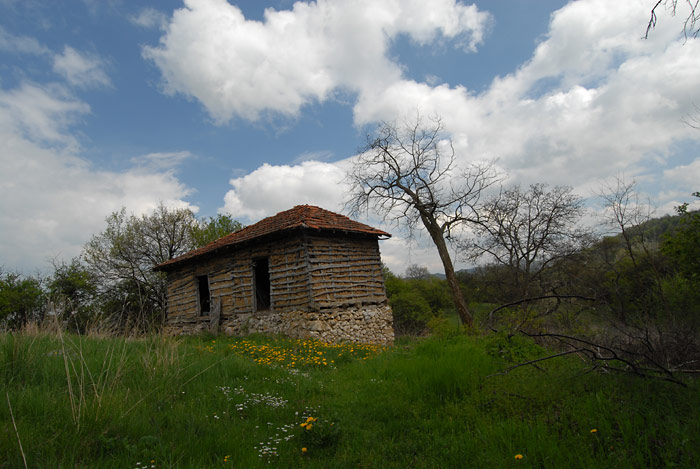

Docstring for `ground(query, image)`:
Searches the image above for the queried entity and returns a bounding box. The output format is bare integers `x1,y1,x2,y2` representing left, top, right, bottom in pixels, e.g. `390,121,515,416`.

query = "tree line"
0,207,242,333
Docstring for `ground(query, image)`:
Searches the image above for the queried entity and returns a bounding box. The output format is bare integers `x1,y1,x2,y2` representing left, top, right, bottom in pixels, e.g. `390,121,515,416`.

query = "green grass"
1,330,697,468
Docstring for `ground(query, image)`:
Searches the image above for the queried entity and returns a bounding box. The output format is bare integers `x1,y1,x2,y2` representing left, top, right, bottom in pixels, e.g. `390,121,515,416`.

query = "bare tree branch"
646,0,700,39
345,114,501,325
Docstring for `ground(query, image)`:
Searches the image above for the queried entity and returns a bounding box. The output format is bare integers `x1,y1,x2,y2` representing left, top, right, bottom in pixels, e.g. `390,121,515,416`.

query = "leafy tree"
347,115,500,326
384,265,454,335
0,270,45,329
82,205,244,331
48,258,98,332
82,204,199,330
659,192,700,342
390,289,433,335
663,192,700,279
190,214,244,248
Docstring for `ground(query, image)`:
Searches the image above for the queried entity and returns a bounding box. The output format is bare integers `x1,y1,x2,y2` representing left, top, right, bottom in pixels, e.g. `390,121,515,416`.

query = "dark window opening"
197,275,211,315
254,258,271,311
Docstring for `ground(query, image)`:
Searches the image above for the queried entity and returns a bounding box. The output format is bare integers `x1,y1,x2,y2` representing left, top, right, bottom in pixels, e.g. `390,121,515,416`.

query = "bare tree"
646,0,700,39
346,115,500,326
462,184,594,326
405,264,431,280
598,178,655,269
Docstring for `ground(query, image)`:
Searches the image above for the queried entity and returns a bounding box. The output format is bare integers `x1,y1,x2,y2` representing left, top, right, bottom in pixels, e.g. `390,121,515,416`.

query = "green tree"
663,192,700,280
190,214,244,248
0,270,45,329
83,204,199,331
390,289,433,335
48,258,98,332
384,265,453,335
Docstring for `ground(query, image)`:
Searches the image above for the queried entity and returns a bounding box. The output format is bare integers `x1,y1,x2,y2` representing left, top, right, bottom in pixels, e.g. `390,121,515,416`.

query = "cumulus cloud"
143,0,490,122
53,46,111,88
349,0,700,193
209,0,700,274
219,158,448,273
222,160,347,220
0,83,195,273
664,159,700,189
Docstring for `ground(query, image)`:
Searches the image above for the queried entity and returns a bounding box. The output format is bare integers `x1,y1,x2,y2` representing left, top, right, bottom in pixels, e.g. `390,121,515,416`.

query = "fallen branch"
519,330,687,387
488,294,597,323
487,349,584,377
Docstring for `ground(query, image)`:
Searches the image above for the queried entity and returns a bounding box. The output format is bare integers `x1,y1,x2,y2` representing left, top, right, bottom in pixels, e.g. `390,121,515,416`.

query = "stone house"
154,205,394,344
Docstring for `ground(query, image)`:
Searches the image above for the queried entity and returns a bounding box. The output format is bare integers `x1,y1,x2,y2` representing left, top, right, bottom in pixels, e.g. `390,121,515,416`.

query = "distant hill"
602,209,695,245
423,210,694,280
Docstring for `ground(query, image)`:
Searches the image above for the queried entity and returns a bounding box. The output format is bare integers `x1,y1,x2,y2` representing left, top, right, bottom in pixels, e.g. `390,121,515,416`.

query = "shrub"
0,271,45,329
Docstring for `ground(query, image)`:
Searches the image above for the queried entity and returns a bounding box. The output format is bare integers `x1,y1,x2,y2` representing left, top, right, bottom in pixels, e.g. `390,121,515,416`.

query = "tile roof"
155,205,390,270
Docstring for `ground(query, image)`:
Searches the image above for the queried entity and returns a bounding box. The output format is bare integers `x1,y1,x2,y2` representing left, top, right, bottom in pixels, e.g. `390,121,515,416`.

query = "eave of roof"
154,205,390,271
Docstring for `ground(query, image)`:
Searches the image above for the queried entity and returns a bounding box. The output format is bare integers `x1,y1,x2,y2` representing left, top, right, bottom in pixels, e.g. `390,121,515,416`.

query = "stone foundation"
165,305,394,345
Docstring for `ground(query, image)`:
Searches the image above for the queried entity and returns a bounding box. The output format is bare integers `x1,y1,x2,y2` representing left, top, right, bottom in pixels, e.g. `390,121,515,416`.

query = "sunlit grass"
1,331,698,468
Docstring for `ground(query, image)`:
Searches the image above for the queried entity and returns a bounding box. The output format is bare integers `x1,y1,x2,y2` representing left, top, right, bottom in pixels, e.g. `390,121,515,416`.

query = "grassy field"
1,329,698,468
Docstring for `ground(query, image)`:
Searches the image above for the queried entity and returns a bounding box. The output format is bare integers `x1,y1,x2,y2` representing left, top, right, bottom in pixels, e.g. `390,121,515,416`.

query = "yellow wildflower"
590,429,598,434
302,447,308,453
514,454,523,460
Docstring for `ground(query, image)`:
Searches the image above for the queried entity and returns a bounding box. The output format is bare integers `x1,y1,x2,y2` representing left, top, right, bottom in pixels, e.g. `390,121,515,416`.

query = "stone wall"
164,304,395,346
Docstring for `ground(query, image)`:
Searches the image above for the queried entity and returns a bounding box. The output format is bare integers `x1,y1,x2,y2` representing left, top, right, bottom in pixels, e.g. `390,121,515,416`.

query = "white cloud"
0,83,195,273
291,150,335,164
211,0,700,274
0,26,50,55
663,159,700,194
53,46,111,88
380,235,458,274
0,82,89,150
143,0,490,122
130,151,193,170
220,157,445,274
130,8,168,30
222,160,347,220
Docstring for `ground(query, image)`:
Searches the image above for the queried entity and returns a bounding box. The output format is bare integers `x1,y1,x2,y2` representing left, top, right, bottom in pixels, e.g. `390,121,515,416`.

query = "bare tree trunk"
422,214,473,326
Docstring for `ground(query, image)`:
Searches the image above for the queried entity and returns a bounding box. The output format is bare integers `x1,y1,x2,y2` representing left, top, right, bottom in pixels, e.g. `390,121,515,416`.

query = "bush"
384,267,455,336
0,271,45,329
389,289,433,335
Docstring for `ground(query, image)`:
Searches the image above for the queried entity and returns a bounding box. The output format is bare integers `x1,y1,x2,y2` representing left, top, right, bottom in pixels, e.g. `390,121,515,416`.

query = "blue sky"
1,0,699,274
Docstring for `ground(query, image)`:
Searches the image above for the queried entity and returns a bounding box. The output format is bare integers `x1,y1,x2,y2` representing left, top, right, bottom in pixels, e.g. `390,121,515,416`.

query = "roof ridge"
154,205,390,271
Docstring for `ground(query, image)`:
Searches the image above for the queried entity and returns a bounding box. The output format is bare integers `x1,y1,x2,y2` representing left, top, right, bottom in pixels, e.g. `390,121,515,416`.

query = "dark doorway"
197,275,210,315
254,258,271,311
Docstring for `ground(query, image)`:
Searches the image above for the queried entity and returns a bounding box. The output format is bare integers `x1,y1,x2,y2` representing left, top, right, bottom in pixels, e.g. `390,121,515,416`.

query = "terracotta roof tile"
155,205,390,270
